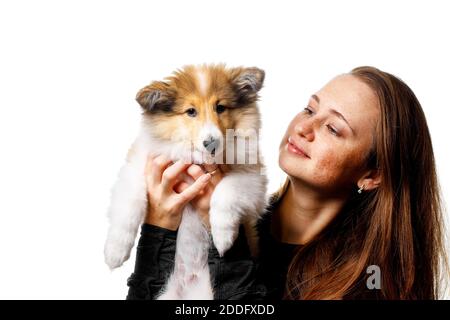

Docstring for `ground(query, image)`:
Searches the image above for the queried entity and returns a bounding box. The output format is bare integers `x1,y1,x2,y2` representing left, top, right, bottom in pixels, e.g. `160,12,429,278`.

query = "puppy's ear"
136,81,175,113
231,67,265,105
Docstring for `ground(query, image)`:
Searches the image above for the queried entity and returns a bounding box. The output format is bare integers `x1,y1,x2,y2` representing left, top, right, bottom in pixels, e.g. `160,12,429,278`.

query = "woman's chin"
279,152,305,176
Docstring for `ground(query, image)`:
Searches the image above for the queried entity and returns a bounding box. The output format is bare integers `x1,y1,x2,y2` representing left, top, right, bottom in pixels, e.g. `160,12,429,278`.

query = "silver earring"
357,184,365,194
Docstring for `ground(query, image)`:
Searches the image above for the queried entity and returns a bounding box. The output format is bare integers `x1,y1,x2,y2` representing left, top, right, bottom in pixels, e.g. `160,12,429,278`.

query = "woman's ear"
136,81,175,113
357,169,381,192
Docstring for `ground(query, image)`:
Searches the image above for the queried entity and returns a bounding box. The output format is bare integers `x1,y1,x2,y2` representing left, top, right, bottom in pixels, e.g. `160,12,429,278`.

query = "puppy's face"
136,64,265,163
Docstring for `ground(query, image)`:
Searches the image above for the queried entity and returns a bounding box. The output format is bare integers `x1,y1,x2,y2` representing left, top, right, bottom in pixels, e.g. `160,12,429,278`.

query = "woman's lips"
287,137,310,158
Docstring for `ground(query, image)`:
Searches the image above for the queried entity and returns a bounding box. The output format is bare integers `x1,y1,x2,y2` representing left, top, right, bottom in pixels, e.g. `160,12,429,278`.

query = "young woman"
126,66,447,300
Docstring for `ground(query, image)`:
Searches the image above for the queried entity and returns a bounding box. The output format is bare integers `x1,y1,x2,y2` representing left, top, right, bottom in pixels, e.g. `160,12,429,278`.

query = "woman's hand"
144,154,211,231
173,164,224,229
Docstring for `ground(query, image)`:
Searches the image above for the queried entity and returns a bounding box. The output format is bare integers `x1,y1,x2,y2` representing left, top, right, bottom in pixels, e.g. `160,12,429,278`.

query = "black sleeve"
126,224,177,300
210,225,268,300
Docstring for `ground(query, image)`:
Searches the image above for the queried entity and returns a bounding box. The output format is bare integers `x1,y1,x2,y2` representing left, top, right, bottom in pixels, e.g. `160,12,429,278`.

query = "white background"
0,0,449,299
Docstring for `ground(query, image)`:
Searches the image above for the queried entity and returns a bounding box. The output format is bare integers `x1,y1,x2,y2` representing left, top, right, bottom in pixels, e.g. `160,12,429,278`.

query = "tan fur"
137,64,262,166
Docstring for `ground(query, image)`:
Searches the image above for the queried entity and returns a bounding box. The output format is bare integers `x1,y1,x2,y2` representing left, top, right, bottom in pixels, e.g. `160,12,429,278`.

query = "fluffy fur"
104,64,267,299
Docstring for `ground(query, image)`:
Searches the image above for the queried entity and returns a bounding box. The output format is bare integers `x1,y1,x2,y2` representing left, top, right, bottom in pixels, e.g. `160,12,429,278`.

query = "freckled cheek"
313,149,366,185
313,158,338,182
311,149,349,184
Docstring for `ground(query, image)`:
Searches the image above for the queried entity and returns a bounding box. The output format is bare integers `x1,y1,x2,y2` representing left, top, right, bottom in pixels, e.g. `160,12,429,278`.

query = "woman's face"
279,74,380,194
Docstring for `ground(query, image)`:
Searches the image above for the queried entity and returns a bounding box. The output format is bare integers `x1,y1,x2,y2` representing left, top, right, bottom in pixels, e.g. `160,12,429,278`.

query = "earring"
357,184,365,194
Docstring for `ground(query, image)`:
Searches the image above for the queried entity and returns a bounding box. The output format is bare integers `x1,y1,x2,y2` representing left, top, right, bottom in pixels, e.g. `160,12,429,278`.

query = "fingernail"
200,174,211,182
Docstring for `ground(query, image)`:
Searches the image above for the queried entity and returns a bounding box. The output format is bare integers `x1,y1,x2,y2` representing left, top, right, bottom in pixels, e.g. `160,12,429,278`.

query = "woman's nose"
294,119,314,141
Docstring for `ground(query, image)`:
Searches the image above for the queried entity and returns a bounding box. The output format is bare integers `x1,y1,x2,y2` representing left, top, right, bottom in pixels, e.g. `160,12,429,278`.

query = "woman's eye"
216,104,226,114
303,107,314,115
326,124,339,136
186,108,197,117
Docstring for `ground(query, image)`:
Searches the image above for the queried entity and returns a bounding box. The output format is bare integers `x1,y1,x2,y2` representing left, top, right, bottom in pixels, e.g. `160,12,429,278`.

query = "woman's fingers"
203,164,223,186
175,173,211,207
145,154,221,215
144,153,157,175
161,159,191,190
186,164,204,180
174,181,206,196
146,154,172,186
173,181,190,194
187,164,223,186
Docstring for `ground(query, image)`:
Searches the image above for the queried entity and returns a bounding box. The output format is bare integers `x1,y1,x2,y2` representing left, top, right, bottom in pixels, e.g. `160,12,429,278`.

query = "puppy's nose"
202,137,219,153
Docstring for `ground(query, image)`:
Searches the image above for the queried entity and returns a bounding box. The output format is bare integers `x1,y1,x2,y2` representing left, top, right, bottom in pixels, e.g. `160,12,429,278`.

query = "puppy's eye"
186,108,197,117
216,104,226,114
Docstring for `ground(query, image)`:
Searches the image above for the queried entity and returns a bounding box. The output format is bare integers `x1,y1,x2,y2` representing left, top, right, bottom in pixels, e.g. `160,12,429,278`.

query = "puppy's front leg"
104,146,148,269
209,171,266,257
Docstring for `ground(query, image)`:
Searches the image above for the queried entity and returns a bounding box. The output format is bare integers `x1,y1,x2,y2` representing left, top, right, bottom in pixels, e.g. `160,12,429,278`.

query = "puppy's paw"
104,235,132,270
211,225,238,257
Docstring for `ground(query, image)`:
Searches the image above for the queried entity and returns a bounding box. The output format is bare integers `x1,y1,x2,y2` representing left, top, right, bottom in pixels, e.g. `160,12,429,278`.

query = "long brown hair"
283,66,448,299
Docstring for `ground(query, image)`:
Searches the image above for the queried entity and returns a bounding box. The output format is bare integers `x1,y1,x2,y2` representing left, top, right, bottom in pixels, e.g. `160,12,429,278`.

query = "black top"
257,200,299,300
126,197,298,300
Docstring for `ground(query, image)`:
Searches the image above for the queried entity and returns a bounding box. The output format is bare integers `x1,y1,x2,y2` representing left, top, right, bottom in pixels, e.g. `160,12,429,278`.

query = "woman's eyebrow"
311,94,356,135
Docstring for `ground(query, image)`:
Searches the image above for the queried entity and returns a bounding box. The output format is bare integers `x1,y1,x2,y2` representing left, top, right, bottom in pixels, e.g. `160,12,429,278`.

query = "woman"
126,66,447,300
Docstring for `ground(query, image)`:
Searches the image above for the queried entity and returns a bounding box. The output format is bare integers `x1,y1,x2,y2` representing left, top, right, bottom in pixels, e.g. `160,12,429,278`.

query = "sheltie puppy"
104,64,267,299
